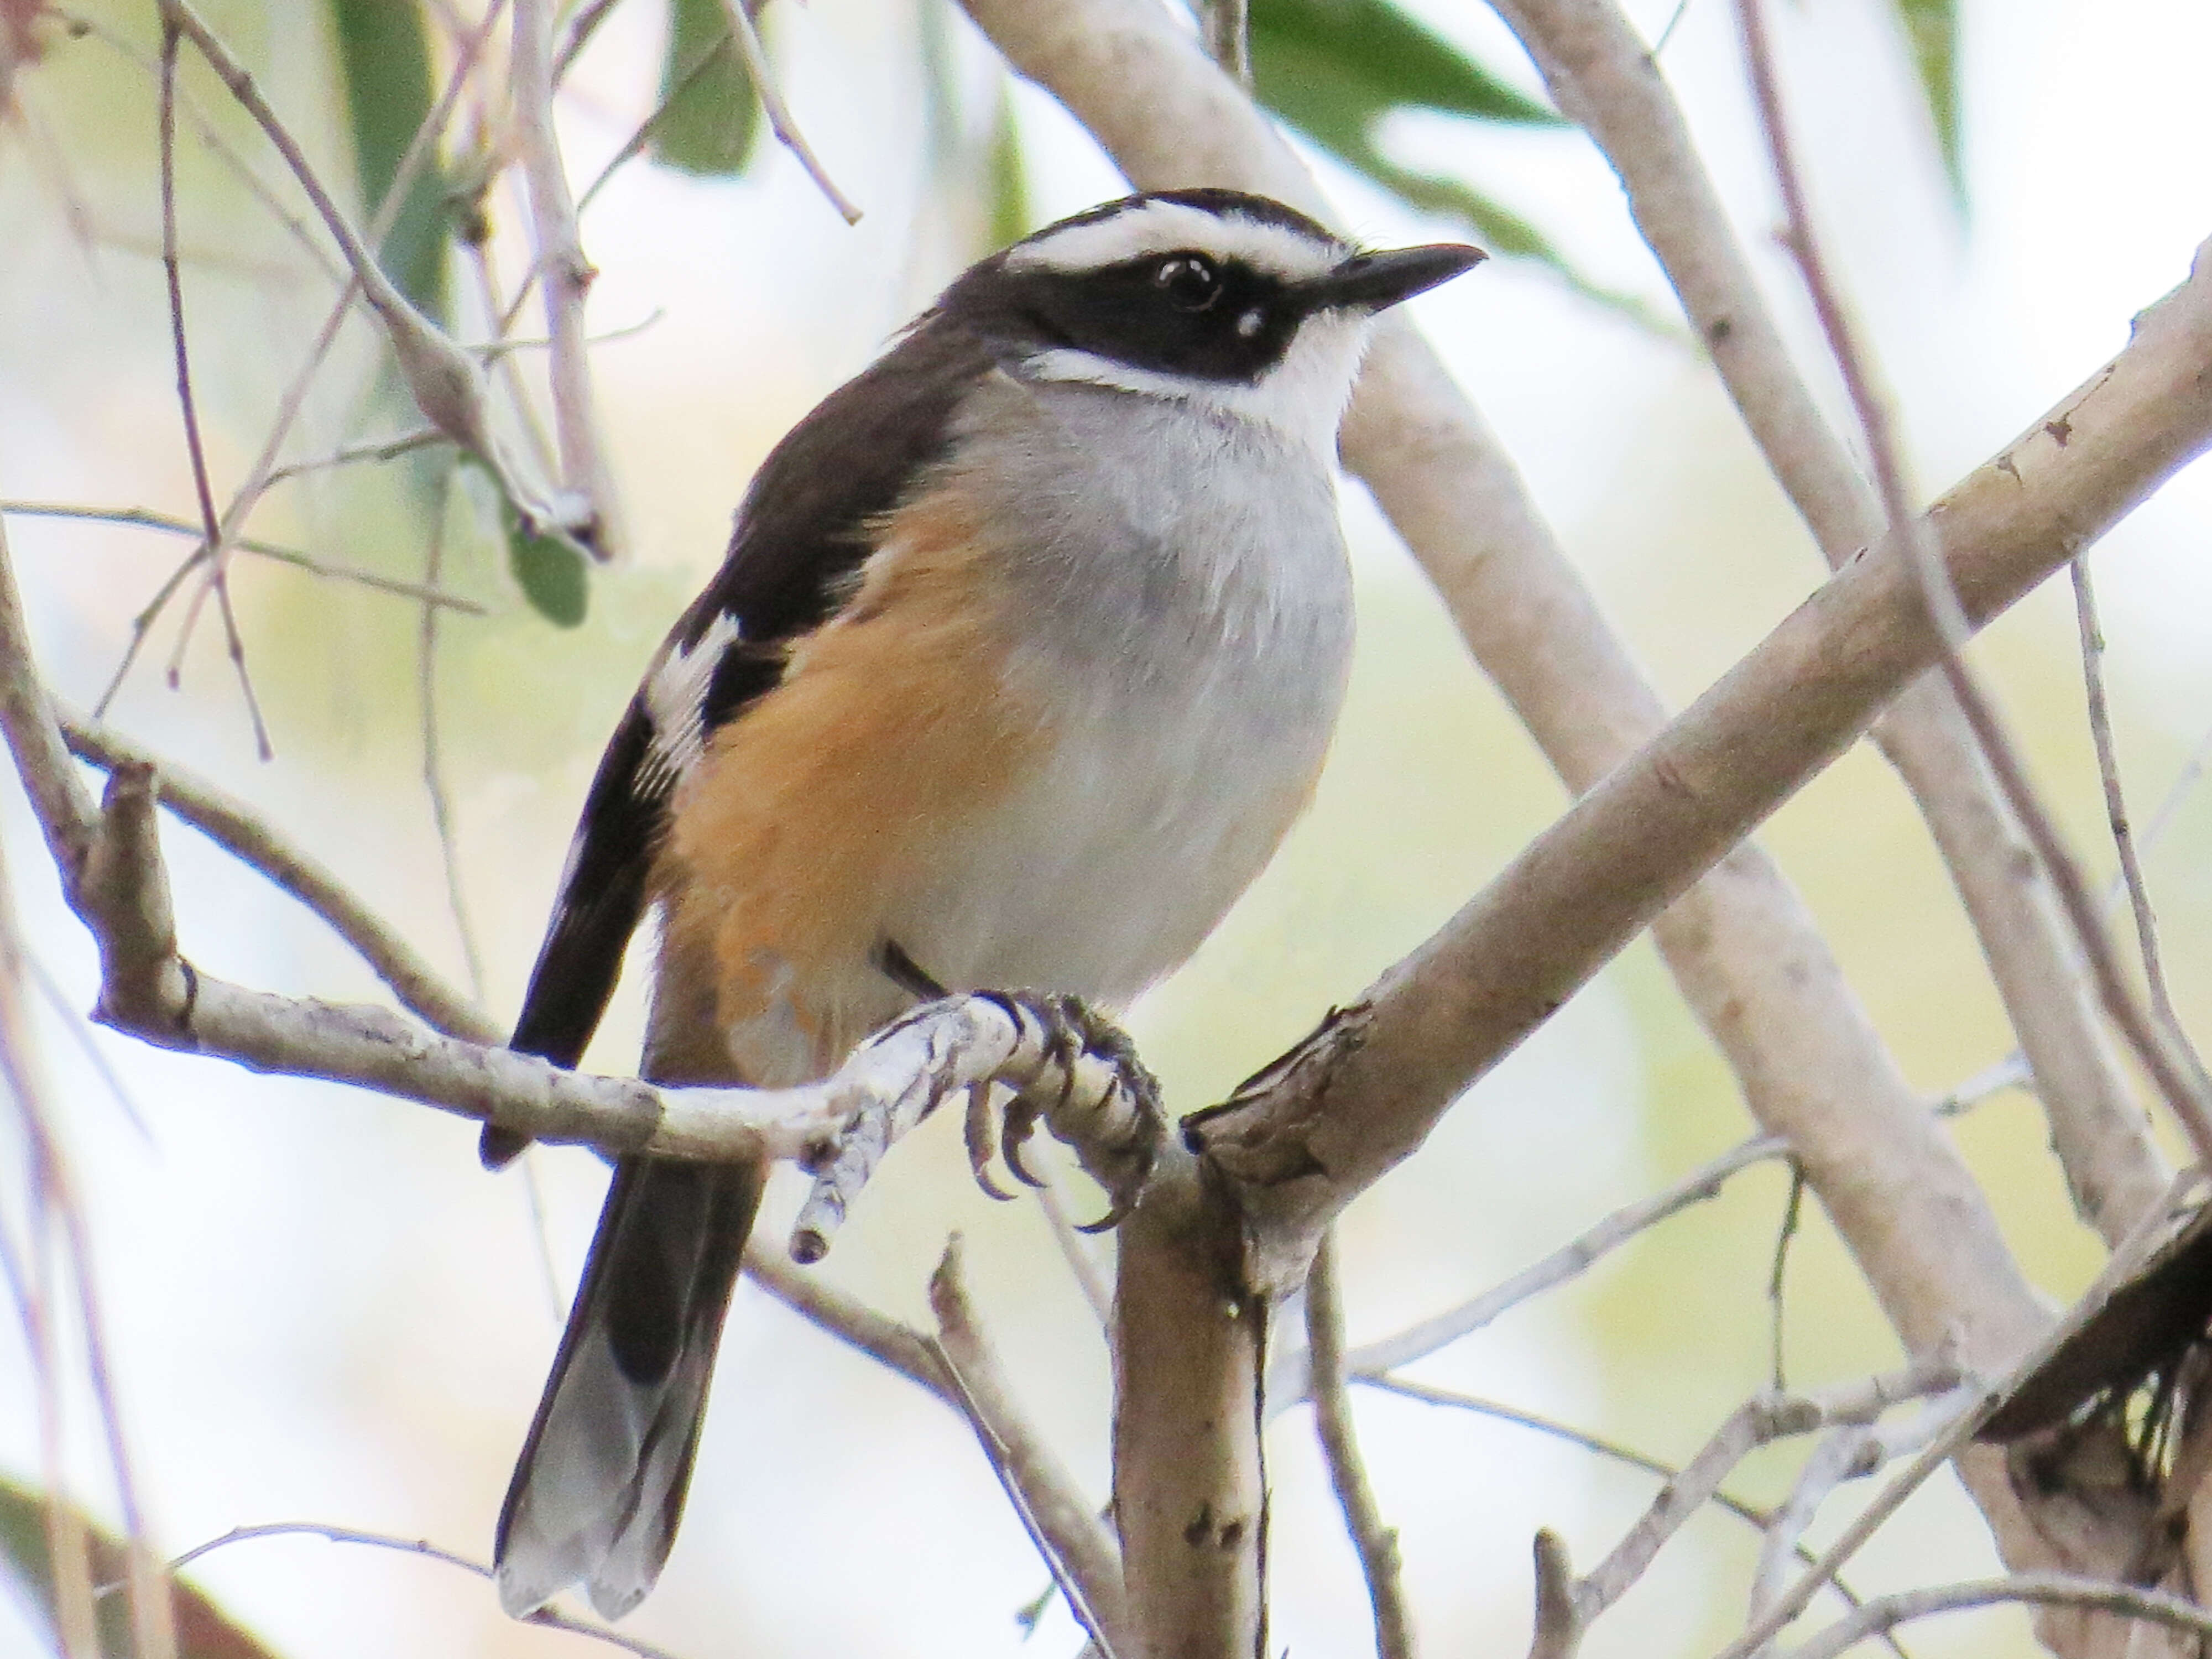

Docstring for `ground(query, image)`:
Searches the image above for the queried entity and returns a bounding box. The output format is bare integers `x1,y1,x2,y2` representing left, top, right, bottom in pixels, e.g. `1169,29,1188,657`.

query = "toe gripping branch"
786,992,1164,1265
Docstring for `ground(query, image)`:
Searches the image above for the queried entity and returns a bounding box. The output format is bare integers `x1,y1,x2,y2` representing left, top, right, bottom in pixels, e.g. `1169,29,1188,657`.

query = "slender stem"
1307,1234,1417,1659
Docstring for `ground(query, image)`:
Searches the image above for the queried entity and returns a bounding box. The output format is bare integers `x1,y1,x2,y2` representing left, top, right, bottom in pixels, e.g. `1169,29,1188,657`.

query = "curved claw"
963,1081,1019,1203
1000,1097,1050,1189
1075,1191,1139,1234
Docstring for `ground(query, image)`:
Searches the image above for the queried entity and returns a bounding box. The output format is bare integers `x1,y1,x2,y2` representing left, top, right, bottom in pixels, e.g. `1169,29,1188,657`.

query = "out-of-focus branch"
1192,232,2212,1283
928,1238,1129,1656
1575,1355,1969,1625
510,0,620,558
713,0,862,223
1485,0,2167,1251
156,0,582,544
1,501,479,609
1785,1575,2212,1659
57,705,500,1046
2072,558,2177,1037
1306,1233,1416,1659
1734,0,2212,1171
1269,1134,1786,1410
158,1522,682,1659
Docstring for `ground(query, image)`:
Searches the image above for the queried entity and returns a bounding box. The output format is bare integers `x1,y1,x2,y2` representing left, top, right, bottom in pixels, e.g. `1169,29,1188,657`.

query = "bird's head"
940,189,1485,456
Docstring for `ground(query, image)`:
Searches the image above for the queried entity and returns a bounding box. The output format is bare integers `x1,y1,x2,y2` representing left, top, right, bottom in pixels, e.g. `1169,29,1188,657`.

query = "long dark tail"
494,1155,765,1620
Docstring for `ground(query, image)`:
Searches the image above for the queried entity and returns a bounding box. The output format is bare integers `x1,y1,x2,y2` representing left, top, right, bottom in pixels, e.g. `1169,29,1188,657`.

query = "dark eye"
1153,254,1221,311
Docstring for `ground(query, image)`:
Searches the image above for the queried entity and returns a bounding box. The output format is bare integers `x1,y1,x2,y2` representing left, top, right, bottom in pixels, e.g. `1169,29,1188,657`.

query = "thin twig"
154,1522,685,1659
1,502,481,610
1768,1162,1804,1389
157,13,272,759
1712,1169,2204,1659
64,10,346,286
1734,0,2212,1167
414,469,486,1003
714,0,863,223
1272,1134,1788,1406
0,834,176,1659
0,845,101,1659
509,0,618,557
2072,557,2178,1034
56,706,500,1046
1198,0,1251,85
928,1237,1129,1657
1574,1354,1968,1624
1036,1178,1115,1332
1782,1573,2212,1659
1307,1233,1417,1659
256,427,450,488
1359,1377,1911,1659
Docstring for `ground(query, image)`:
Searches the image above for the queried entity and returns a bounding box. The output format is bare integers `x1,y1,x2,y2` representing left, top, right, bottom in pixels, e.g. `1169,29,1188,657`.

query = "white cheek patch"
1023,307,1374,461
637,609,743,796
1008,201,1343,283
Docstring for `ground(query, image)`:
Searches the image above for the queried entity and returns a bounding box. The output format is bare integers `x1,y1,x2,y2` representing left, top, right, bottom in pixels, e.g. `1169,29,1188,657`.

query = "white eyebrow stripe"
1005,201,1344,281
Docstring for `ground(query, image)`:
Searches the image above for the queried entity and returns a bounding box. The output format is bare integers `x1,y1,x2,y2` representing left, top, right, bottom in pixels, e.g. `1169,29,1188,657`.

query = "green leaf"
1250,0,1563,129
504,512,589,629
650,0,762,176
324,0,449,321
986,79,1030,249
1892,0,1963,205
0,1473,287,1659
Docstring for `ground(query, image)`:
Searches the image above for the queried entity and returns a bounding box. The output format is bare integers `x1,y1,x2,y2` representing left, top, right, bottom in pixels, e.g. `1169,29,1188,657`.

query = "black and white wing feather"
484,313,996,1140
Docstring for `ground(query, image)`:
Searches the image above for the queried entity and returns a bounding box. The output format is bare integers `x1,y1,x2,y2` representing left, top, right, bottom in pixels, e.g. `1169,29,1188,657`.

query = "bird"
486,187,1484,1621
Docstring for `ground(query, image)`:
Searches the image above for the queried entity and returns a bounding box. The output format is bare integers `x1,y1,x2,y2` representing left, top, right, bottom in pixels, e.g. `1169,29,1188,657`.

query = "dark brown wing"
482,316,997,1164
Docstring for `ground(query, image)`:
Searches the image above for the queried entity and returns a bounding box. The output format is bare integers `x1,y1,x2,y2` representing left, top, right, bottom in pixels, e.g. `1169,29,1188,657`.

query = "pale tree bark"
9,6,2212,1657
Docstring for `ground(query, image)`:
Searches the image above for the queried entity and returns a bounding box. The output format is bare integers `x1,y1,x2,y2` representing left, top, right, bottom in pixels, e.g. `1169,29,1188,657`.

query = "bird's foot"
963,991,1163,1231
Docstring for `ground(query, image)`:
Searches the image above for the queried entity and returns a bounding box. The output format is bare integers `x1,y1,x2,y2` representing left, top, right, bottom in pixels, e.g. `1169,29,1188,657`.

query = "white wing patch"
637,610,743,797
1006,200,1343,283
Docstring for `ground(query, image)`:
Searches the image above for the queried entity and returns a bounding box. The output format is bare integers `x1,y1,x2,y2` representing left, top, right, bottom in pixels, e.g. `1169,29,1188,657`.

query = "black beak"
1301,243,1487,313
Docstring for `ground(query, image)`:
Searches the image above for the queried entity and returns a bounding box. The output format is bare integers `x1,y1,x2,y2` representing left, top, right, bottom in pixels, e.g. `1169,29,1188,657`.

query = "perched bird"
488,187,1483,1620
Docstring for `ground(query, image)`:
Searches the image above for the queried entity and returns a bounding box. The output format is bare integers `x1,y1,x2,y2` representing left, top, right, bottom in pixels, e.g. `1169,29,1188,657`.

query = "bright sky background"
1,1,2210,1656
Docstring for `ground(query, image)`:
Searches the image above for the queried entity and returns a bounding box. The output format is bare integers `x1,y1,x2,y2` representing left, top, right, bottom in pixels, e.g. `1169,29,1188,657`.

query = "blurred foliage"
1892,0,1964,203
0,1474,284,1658
322,0,448,322
468,462,590,627
650,0,763,175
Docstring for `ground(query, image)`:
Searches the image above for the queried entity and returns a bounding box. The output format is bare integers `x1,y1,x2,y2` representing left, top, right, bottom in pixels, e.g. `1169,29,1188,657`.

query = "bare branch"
156,1522,686,1659
1716,1172,2203,1659
0,833,174,1659
713,0,863,224
1734,0,2212,1167
1111,1150,1267,1659
157,0,581,544
742,1243,952,1398
56,706,499,1046
509,0,622,557
1783,1574,2212,1659
1360,1378,1908,1658
156,12,270,759
1306,1233,1416,1659
928,1237,1129,1657
1189,228,2212,1289
1485,0,2166,1252
1575,1354,1969,1624
2072,557,2177,1034
1526,1531,1581,1659
414,472,486,1003
1,501,481,610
